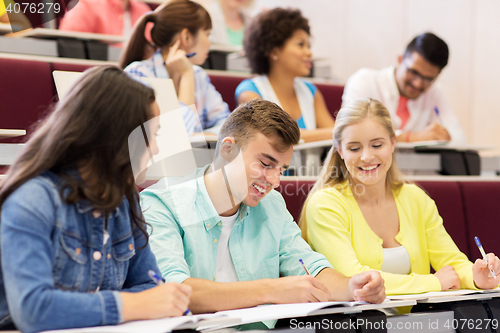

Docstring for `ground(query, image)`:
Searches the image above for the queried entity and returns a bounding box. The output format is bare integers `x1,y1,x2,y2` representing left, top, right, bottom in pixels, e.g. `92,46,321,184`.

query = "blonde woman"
300,98,500,295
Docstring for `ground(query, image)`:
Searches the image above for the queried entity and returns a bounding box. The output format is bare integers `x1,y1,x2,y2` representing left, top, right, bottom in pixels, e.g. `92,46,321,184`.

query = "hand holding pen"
472,237,500,289
148,270,193,316
119,271,192,322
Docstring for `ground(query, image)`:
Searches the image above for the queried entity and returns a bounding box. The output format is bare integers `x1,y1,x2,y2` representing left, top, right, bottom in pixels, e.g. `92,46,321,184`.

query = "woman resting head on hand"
0,66,191,332
121,0,230,136
300,97,500,295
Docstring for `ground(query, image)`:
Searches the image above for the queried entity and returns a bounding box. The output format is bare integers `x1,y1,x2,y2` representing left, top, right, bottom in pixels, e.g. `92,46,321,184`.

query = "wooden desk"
0,129,26,139
0,144,24,165
0,51,115,66
11,28,126,44
0,25,13,35
291,140,497,176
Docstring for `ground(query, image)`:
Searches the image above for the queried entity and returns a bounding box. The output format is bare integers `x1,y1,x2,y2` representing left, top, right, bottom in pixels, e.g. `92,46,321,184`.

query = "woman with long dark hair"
0,66,191,332
121,0,230,136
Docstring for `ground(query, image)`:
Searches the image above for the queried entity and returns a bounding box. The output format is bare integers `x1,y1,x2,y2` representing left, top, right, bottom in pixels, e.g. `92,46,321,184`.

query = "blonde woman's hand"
472,253,500,289
434,265,460,291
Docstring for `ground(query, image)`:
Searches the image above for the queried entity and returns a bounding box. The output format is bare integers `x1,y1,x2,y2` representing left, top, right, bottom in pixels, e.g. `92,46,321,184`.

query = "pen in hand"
148,270,193,316
474,237,497,279
162,52,197,66
299,259,311,276
434,106,442,125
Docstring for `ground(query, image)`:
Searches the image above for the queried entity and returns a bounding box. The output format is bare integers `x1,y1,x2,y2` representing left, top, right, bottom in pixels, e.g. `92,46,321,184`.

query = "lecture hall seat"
1,58,55,143
276,180,474,260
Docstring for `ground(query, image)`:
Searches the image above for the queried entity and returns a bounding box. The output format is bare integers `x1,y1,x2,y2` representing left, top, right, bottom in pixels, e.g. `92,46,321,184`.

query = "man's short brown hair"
216,99,300,154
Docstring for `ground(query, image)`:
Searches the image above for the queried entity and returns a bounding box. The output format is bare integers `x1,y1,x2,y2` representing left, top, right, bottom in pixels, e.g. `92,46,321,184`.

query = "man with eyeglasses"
341,32,465,144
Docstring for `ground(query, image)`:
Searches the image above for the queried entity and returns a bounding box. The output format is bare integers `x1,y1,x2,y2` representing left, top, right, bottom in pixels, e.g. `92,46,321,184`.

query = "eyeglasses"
403,62,438,87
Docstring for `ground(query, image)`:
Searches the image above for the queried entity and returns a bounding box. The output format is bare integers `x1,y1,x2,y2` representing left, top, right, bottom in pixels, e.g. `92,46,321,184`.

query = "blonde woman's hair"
299,98,408,239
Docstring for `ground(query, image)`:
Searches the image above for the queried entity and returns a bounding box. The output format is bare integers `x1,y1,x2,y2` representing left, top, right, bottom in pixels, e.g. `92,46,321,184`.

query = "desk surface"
0,24,12,35
0,51,114,66
11,28,126,43
0,129,26,139
292,139,497,152
397,141,497,151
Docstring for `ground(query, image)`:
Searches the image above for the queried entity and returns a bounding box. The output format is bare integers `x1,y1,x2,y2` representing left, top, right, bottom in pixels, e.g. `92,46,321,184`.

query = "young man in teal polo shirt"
140,100,385,314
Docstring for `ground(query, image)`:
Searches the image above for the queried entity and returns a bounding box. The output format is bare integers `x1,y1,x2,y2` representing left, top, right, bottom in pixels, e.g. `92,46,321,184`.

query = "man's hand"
268,275,330,303
348,271,385,303
410,122,451,142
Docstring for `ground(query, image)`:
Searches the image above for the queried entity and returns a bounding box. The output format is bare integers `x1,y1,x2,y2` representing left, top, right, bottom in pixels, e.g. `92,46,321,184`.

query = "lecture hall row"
1,53,500,262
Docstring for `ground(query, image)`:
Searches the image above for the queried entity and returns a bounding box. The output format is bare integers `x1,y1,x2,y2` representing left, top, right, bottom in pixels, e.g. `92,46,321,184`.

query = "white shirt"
215,211,239,282
342,66,466,145
381,246,411,275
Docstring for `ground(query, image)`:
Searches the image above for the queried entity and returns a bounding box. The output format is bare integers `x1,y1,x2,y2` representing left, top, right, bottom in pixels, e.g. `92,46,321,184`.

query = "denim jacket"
0,170,160,333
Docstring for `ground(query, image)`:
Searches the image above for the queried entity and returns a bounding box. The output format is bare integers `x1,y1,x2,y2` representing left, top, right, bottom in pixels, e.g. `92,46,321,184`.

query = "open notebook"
42,299,416,332
388,289,500,303
199,299,416,331
42,313,237,333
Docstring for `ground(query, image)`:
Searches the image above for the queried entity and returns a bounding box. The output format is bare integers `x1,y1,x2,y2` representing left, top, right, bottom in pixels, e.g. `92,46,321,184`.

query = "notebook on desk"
199,299,417,331
389,289,500,303
42,313,235,333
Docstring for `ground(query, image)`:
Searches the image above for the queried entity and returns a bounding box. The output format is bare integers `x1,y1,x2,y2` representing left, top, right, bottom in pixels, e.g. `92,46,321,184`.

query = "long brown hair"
0,66,156,241
119,0,212,69
299,98,407,239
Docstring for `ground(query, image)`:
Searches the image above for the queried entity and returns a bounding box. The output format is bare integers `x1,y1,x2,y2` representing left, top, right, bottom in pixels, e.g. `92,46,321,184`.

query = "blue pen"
434,106,442,125
163,53,197,66
299,259,311,276
148,270,193,316
474,237,497,279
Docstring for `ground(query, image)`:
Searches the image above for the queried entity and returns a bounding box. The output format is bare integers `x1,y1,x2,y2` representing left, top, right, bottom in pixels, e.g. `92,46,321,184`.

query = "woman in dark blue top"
0,66,191,333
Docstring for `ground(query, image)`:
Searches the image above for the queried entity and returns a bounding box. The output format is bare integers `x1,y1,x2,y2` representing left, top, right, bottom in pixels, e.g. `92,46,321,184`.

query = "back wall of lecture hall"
5,0,499,154
249,0,500,154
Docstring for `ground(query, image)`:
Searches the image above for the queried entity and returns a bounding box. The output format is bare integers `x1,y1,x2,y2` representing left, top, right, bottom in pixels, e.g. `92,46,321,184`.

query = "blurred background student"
206,0,254,47
59,0,150,37
121,0,230,136
235,8,335,143
0,66,191,333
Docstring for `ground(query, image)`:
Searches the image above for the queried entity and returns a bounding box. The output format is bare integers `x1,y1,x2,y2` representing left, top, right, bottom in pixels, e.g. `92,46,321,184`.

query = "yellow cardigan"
305,183,476,295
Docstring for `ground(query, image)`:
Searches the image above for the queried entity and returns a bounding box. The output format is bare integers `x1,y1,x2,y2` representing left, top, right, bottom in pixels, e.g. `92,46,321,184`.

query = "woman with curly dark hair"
235,8,335,143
